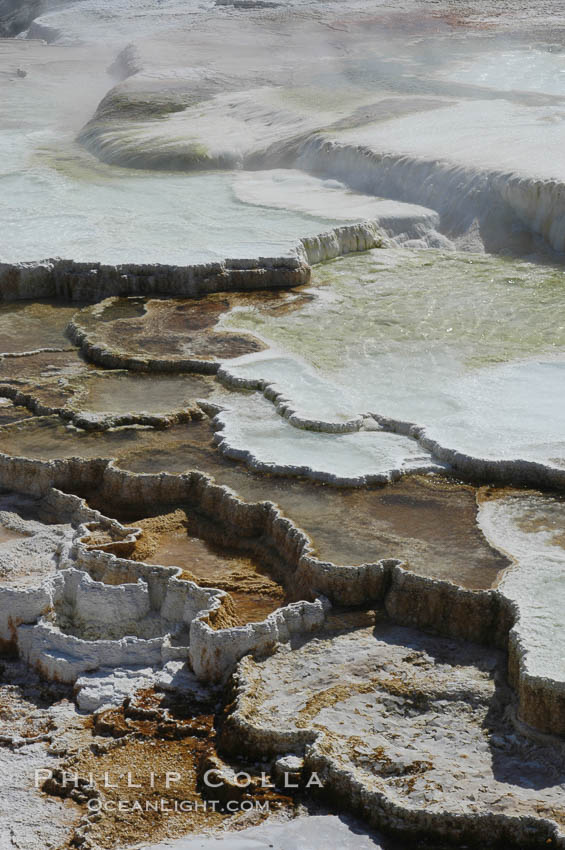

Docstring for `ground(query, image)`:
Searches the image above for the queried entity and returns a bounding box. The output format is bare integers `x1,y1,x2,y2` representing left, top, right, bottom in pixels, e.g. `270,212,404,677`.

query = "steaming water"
232,170,442,246
0,67,348,264
30,0,214,44
5,10,565,264
442,47,565,96
3,20,565,477
0,164,348,264
2,3,565,846
0,43,351,265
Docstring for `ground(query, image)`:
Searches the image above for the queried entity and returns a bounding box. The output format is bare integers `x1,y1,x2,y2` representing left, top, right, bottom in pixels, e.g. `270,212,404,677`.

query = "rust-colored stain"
46,687,294,849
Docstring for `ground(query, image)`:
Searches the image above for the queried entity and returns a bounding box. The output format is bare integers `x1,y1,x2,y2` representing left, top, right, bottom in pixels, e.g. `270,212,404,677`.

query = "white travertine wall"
0,453,563,732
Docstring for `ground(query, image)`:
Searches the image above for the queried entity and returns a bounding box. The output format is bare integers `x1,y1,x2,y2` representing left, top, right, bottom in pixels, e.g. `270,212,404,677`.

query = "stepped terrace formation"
2,1,565,849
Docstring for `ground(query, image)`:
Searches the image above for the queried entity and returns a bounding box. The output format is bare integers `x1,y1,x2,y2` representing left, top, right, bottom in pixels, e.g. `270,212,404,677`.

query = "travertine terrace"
2,1,565,849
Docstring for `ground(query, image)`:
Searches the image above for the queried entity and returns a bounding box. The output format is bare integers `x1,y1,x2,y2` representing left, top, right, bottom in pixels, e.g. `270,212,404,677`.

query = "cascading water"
2,2,565,849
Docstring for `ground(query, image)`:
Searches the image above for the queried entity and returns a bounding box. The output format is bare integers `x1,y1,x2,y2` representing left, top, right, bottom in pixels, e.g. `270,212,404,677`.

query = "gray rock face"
0,0,43,37
0,256,309,304
223,623,565,847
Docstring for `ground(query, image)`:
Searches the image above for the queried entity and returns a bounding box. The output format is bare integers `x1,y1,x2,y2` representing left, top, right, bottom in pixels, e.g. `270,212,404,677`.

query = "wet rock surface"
117,432,508,590
0,253,563,848
0,300,79,354
69,295,269,373
130,509,286,624
1,1,565,847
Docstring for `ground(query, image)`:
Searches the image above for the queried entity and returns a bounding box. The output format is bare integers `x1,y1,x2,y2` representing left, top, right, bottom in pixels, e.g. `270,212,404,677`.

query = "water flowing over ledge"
0,219,390,304
296,135,565,254
3,5,565,848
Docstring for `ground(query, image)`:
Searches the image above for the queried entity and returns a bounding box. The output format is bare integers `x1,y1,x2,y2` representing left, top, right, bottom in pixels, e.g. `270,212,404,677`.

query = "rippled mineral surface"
1,1,565,849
